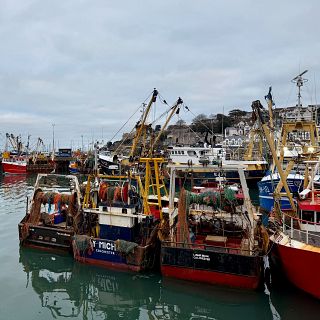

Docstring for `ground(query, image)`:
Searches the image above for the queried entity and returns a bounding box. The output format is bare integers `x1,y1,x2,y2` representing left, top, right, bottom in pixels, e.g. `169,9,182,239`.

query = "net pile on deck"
28,188,78,225
186,187,236,210
175,187,237,245
98,182,129,205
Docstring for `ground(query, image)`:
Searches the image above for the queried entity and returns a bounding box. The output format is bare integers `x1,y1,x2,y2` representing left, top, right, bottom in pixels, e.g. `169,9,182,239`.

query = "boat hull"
161,245,262,289
258,175,303,211
18,222,74,253
272,240,320,299
98,158,120,174
73,237,148,272
69,167,79,174
2,161,27,174
259,195,295,212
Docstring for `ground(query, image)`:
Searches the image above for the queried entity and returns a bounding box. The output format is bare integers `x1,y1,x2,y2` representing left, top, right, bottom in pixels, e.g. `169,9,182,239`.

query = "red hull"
276,243,320,299
75,255,142,272
2,162,27,174
161,265,260,290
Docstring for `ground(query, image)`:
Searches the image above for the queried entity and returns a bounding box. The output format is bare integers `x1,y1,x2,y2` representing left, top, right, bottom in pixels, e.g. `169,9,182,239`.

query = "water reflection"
19,248,283,320
0,174,35,215
10,176,320,320
20,248,161,319
268,274,320,320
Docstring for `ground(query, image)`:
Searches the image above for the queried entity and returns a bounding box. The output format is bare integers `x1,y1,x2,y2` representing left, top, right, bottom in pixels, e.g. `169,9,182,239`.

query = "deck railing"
161,240,258,255
282,212,320,247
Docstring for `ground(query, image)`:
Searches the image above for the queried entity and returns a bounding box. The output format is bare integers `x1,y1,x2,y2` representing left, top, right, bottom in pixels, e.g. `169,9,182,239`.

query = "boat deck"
288,229,320,247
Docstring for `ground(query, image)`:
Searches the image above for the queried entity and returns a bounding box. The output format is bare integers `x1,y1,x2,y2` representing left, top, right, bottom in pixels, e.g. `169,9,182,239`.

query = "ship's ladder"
139,157,168,218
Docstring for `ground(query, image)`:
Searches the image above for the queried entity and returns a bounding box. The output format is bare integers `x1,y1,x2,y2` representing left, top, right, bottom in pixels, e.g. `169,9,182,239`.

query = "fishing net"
186,191,220,209
224,187,236,202
72,235,93,260
115,239,138,255
28,190,79,225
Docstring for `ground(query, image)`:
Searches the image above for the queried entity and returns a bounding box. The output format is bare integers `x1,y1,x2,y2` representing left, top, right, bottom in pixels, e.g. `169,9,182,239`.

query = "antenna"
291,69,308,107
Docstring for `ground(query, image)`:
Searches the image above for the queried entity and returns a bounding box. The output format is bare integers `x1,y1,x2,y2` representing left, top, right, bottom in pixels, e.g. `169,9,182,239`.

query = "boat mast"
292,70,308,108
148,97,183,156
129,89,158,159
252,100,297,213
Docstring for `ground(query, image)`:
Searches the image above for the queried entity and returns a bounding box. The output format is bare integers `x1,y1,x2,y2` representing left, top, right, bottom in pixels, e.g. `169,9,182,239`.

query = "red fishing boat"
161,164,268,290
269,184,320,299
270,218,320,299
1,157,27,174
251,79,320,299
2,134,55,174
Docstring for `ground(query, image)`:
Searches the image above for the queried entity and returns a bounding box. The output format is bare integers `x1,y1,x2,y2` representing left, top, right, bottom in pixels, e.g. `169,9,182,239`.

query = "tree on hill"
228,109,248,124
175,119,187,126
208,114,232,134
191,114,209,133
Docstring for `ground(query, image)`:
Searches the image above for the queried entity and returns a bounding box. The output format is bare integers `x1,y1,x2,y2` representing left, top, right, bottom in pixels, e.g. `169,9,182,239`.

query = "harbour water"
1,174,320,320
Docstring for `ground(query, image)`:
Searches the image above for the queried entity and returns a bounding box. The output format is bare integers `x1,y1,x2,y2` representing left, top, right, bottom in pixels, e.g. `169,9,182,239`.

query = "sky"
1,0,320,150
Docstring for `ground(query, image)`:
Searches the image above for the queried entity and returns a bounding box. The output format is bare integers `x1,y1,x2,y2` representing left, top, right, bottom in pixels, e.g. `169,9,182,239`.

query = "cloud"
0,0,320,147
0,112,48,126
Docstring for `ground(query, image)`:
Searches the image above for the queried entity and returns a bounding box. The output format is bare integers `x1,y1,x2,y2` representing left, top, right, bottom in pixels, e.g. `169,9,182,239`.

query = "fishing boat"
2,135,55,174
1,155,27,174
167,144,226,165
269,216,320,299
18,174,83,252
68,160,80,174
72,171,161,272
168,144,268,186
258,71,320,212
252,91,320,299
72,89,184,271
160,163,268,289
98,150,121,174
269,162,320,299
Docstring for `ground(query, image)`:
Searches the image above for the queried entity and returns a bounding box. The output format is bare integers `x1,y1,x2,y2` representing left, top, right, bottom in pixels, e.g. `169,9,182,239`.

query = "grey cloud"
1,0,320,148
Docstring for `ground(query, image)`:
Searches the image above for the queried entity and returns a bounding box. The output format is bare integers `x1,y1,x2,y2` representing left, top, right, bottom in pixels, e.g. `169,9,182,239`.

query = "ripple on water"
0,174,34,216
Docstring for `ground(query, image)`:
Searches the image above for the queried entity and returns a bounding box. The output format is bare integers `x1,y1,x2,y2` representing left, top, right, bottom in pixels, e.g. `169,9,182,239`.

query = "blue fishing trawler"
72,173,161,272
258,72,320,212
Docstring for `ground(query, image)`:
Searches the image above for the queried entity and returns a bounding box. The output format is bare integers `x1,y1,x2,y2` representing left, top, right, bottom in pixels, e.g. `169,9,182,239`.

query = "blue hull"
258,175,303,212
74,225,151,272
69,168,79,174
259,195,296,212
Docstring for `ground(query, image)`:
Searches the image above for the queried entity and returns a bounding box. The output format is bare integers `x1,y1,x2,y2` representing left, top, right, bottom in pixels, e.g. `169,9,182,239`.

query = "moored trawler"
269,220,320,300
1,156,27,174
18,174,83,252
252,87,320,300
258,71,320,212
72,173,159,272
160,163,268,289
72,157,172,272
2,135,56,174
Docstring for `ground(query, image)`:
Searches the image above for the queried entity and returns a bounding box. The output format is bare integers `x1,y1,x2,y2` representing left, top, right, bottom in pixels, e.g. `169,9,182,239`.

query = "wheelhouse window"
187,150,197,156
301,210,314,222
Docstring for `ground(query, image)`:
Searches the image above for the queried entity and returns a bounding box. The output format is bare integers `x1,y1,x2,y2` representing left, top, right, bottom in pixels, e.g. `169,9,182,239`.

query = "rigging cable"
108,89,156,143
184,105,215,135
